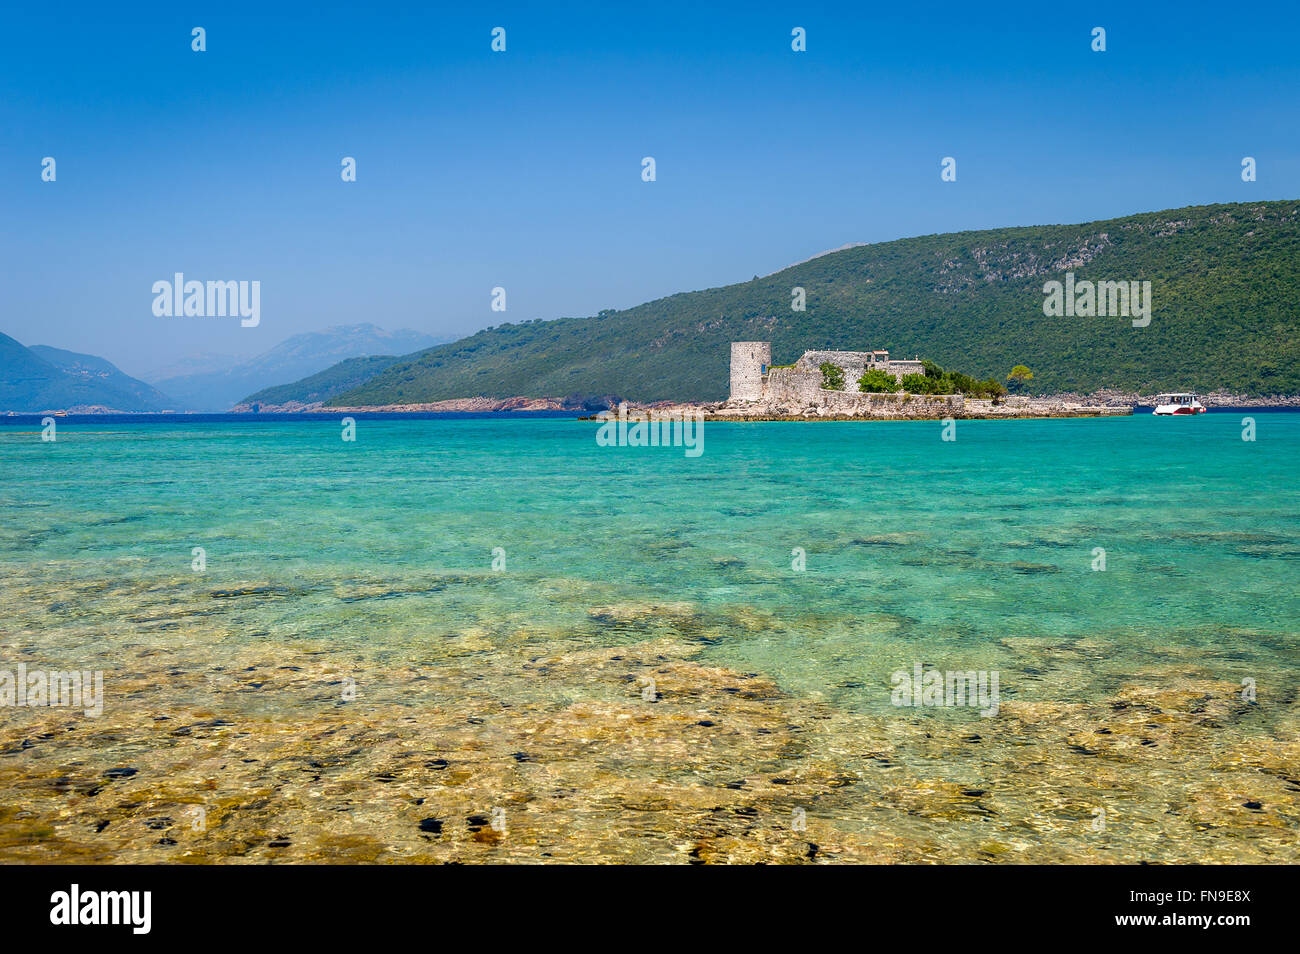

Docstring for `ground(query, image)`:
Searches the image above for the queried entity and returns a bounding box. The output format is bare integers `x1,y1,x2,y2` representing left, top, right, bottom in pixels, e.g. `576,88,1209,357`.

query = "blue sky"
3,0,1298,375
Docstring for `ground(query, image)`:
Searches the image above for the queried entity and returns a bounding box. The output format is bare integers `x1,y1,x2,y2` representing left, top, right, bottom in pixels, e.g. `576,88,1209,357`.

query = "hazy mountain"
153,323,446,411
134,351,251,383
296,200,1300,405
0,336,175,412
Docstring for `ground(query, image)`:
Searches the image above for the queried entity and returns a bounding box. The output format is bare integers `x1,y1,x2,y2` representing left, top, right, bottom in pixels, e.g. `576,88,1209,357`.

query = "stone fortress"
718,341,1129,419
729,341,939,409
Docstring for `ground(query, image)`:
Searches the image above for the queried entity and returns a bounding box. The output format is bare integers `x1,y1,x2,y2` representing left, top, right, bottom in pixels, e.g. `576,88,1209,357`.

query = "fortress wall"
795,351,924,385
764,367,963,412
795,350,879,368
765,367,825,404
813,390,963,414
796,350,877,387
887,360,925,379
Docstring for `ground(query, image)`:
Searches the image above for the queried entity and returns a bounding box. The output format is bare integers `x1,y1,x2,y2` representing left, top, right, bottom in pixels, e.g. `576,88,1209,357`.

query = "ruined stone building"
729,341,927,406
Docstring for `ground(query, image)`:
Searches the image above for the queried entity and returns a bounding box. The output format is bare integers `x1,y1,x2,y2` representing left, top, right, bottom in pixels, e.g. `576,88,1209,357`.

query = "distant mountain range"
135,350,253,383
149,324,446,411
0,334,175,412
0,324,447,413
253,200,1300,406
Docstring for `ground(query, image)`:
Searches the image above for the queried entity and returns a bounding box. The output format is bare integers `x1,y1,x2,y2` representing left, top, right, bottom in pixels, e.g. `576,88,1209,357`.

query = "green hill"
321,200,1300,405
241,354,408,407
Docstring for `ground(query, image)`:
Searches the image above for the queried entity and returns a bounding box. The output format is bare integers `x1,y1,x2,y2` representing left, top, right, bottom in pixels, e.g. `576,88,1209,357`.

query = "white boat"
1152,393,1206,415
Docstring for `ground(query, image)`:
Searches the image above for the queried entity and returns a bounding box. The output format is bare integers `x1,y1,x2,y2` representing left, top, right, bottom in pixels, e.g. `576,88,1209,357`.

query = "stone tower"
730,341,771,401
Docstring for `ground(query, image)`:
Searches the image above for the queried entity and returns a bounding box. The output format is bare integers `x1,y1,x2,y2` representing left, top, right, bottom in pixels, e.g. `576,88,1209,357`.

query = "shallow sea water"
1,413,1297,863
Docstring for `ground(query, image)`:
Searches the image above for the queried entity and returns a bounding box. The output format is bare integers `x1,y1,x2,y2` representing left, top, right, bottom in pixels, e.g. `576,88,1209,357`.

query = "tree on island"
1007,365,1034,393
857,368,900,393
820,362,846,391
899,363,1006,398
900,372,930,393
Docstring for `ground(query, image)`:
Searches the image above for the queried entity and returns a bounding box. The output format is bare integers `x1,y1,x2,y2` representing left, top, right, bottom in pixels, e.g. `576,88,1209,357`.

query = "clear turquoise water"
2,412,1297,862
5,414,1296,693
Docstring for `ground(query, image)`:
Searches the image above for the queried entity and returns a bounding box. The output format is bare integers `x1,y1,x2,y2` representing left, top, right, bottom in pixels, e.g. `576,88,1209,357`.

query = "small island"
691,341,1133,420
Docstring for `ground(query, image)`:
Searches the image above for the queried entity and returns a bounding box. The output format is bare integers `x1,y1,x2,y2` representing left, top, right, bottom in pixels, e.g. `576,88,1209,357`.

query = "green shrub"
900,373,930,393
857,368,899,393
900,361,1010,398
820,362,846,390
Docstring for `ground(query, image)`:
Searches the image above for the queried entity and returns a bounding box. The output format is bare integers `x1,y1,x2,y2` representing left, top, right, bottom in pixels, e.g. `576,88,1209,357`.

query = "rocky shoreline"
1042,388,1300,409
228,395,593,414
228,389,1300,418
11,391,1299,417
687,397,1130,421
684,388,1300,421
